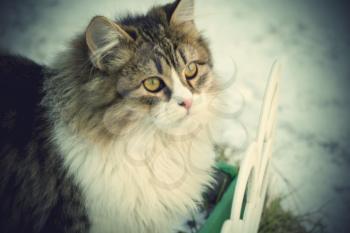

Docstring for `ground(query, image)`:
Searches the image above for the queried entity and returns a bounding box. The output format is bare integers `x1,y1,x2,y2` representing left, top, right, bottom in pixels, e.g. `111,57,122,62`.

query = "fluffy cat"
0,0,221,232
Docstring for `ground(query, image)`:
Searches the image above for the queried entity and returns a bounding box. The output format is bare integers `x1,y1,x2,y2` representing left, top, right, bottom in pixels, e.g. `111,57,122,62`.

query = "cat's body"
0,55,89,233
54,115,215,233
0,0,220,232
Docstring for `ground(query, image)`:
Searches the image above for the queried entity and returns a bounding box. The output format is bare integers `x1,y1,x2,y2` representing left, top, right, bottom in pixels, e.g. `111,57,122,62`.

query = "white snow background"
1,0,349,232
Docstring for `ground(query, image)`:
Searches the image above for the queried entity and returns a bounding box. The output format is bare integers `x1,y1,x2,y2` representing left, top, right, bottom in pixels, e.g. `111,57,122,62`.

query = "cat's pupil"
143,77,163,92
185,62,198,79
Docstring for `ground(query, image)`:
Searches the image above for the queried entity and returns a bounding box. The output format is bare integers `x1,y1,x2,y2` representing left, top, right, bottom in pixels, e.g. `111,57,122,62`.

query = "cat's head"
51,0,218,142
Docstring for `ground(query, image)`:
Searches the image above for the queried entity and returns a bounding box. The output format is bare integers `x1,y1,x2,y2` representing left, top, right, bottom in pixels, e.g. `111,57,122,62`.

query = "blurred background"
0,0,349,232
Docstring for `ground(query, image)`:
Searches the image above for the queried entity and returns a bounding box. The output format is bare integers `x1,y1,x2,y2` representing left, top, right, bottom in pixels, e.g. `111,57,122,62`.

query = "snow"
1,0,349,232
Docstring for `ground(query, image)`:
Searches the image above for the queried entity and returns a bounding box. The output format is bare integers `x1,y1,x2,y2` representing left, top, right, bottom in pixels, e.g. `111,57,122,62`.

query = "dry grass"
259,198,327,233
214,145,327,233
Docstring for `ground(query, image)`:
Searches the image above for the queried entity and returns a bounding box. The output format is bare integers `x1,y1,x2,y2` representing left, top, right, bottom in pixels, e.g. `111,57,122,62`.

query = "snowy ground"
1,0,350,232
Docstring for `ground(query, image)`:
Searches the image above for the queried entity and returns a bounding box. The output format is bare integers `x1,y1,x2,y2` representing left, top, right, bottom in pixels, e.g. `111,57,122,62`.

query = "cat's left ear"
170,0,197,33
170,0,195,26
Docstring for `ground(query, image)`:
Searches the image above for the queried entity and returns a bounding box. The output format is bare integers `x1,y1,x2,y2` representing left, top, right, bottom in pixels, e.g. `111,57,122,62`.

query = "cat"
0,0,222,232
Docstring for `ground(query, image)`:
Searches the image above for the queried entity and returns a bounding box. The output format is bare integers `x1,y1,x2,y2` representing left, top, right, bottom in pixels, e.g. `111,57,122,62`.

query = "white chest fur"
54,124,216,233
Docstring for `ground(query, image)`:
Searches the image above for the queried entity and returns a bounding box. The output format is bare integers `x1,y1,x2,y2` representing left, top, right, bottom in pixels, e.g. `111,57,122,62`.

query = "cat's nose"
178,99,192,111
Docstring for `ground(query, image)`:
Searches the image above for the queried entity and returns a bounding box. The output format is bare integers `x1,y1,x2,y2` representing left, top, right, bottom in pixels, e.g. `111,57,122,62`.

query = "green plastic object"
197,162,238,233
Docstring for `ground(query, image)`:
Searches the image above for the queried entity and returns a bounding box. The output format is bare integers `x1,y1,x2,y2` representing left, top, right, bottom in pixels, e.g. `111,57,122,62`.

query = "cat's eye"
184,62,198,80
143,77,164,93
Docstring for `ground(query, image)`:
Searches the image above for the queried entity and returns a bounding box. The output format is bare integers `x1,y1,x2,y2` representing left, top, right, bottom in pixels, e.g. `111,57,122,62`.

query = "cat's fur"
0,55,89,232
0,0,220,232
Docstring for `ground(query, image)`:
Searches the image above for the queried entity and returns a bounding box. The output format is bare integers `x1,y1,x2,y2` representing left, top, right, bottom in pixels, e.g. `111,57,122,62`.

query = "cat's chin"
151,117,186,133
150,113,208,140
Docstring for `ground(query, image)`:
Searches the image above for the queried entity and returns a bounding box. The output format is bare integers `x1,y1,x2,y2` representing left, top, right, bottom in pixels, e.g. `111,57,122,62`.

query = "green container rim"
197,162,238,233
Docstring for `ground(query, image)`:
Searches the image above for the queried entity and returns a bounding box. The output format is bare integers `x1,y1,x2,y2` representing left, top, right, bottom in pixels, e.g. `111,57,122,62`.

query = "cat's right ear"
86,16,135,70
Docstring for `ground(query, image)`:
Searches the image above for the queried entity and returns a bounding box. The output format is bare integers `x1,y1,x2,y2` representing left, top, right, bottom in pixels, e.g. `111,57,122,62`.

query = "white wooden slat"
221,61,282,233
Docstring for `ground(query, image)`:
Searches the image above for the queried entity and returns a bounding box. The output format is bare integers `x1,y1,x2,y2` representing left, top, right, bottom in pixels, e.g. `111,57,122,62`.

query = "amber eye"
143,77,164,93
184,62,198,80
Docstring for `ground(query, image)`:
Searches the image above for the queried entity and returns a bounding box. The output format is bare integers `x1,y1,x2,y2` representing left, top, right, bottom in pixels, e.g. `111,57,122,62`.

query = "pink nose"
179,99,192,111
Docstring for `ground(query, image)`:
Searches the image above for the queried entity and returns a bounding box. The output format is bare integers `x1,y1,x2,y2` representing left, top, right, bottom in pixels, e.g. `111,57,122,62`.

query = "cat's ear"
169,0,195,26
86,16,135,70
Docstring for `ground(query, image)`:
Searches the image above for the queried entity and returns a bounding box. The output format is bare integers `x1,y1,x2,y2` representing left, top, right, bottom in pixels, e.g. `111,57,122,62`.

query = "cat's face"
58,0,216,140
124,44,208,109
108,37,214,136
